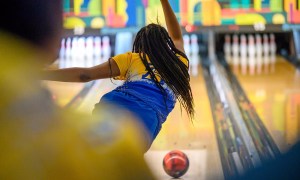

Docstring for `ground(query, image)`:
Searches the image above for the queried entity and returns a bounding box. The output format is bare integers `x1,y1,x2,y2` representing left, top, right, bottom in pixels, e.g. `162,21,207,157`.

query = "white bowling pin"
224,34,231,60
270,33,276,56
263,34,270,73
232,34,239,59
255,34,263,58
232,35,240,68
248,35,256,58
183,34,191,59
240,34,247,58
59,38,66,68
191,34,199,56
85,36,94,67
270,33,277,65
77,37,86,67
248,35,256,75
65,37,72,61
263,34,270,57
93,36,102,65
102,36,111,59
71,37,79,67
190,34,199,76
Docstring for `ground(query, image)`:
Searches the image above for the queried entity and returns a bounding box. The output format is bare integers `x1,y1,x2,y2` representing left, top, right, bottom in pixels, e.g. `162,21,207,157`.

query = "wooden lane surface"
146,59,223,180
42,81,86,107
230,56,300,153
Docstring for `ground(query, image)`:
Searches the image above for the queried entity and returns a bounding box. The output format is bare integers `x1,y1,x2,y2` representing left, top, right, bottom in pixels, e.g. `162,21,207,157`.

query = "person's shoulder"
129,52,144,61
131,52,140,57
113,51,131,57
175,51,188,59
175,53,189,66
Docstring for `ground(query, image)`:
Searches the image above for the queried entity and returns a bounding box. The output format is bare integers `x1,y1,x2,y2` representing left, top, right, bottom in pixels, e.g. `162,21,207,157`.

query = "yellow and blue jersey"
112,52,188,82
97,52,188,147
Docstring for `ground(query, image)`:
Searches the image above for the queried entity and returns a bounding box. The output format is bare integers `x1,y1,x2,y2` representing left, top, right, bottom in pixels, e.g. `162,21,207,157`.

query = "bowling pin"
263,34,270,57
270,33,277,65
224,34,231,60
190,34,199,56
65,37,72,67
190,54,199,77
71,37,79,67
255,34,263,58
183,34,191,59
263,34,270,73
232,34,240,59
59,38,66,68
248,35,256,58
240,34,247,58
85,36,94,67
232,34,240,69
102,36,111,59
248,35,256,75
269,34,276,55
77,37,86,67
230,34,239,73
93,36,102,65
190,34,199,76
255,34,263,74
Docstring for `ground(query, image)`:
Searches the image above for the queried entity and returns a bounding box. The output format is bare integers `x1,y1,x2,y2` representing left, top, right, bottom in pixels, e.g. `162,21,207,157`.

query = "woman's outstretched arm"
160,0,184,53
41,58,120,82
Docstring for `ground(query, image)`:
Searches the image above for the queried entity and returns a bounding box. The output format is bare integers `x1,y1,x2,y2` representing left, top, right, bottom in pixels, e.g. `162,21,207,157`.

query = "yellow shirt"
0,32,154,180
112,52,188,81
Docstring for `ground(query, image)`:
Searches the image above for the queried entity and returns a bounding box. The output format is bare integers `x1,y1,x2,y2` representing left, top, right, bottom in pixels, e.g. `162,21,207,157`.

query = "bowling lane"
43,81,86,107
145,57,223,180
229,56,300,153
42,55,109,108
42,62,86,107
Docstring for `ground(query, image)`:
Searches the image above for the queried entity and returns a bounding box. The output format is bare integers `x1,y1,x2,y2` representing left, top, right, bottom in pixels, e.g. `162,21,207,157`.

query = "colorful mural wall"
63,0,300,29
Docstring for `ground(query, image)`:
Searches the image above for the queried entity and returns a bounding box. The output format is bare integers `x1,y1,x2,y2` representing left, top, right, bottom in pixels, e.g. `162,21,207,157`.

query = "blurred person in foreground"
237,142,300,180
0,0,154,179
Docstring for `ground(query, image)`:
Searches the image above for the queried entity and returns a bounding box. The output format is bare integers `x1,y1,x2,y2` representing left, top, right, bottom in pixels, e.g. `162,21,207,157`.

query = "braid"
133,24,194,120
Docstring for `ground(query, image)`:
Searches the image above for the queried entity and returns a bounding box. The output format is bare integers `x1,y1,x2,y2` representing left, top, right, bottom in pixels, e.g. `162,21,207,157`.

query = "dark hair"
0,0,63,47
132,23,194,119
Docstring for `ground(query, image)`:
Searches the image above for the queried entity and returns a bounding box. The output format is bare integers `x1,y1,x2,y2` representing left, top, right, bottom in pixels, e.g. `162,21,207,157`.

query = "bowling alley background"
43,1,300,179
63,0,300,29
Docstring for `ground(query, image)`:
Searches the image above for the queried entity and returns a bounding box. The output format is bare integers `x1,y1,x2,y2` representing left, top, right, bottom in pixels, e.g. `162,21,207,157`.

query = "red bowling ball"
163,150,189,178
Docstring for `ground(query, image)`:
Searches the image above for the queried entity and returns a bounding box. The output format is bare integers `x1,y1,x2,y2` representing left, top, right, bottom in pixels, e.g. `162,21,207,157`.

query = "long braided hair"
132,23,194,119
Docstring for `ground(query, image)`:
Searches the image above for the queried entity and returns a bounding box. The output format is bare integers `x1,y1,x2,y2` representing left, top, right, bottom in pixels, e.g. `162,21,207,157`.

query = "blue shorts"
93,90,161,149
